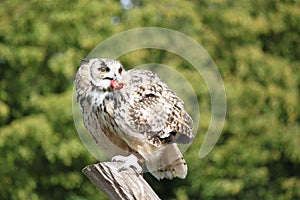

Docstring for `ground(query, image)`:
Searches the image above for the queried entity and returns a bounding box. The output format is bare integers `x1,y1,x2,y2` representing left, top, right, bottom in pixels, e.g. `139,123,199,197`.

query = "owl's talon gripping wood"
112,154,143,175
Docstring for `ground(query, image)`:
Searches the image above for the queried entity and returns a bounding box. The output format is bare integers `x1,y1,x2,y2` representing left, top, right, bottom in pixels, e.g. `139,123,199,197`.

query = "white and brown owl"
75,58,194,180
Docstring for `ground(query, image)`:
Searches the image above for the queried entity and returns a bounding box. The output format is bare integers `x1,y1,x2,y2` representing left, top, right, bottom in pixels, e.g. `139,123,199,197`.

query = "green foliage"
0,0,299,199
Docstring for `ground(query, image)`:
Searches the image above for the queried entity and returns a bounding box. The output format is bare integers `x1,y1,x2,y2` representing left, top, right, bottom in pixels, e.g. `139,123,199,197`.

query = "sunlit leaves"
0,0,299,199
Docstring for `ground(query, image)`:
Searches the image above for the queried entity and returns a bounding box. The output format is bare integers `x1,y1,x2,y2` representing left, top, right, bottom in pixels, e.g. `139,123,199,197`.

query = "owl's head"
86,58,126,91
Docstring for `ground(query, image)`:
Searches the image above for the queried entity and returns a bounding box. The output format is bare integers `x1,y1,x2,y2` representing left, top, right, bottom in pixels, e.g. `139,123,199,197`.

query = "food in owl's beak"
111,79,125,89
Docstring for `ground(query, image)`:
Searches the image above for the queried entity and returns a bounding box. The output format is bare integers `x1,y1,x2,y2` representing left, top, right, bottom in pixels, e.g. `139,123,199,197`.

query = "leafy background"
0,0,299,199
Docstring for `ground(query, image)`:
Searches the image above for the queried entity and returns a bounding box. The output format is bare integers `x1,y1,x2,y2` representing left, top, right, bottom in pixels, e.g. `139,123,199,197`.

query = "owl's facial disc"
89,58,125,91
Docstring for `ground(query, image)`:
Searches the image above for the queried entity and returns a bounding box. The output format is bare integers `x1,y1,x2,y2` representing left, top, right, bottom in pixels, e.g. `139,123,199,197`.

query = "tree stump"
82,162,161,200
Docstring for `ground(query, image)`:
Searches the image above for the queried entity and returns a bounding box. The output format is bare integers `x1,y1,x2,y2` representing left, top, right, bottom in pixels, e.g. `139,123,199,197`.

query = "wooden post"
82,162,161,200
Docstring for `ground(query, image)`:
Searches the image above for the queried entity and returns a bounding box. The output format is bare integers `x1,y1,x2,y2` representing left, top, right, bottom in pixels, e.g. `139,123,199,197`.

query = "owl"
75,58,194,180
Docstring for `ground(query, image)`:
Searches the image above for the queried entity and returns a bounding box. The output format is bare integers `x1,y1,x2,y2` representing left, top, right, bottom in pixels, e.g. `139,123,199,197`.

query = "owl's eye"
118,67,123,74
98,66,110,73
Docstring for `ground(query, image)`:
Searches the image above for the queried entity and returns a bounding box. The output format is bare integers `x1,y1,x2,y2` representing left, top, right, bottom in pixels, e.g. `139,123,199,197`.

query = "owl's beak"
111,79,125,90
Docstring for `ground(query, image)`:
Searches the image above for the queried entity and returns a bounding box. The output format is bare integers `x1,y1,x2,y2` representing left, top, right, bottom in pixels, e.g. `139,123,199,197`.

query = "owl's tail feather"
143,143,188,180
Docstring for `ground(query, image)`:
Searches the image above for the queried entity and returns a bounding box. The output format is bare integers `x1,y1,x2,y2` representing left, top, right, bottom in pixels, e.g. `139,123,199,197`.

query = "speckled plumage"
75,58,194,180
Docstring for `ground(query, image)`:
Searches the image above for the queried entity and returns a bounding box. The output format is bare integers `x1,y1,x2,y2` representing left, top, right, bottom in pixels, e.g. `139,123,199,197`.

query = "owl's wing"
114,69,194,147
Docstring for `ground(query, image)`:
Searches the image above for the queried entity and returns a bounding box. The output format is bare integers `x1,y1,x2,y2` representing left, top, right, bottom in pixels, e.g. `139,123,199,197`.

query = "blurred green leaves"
0,0,299,199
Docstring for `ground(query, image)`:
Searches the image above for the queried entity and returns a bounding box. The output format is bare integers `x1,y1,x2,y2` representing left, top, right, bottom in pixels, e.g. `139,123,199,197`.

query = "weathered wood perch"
82,162,161,200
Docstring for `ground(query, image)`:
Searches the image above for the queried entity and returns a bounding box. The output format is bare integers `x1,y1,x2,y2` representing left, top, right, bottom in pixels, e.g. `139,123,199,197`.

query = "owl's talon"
112,154,143,175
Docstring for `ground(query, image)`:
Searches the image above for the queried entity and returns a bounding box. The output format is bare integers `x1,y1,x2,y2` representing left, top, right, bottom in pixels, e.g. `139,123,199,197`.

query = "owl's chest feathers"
88,89,120,136
89,89,115,118
88,89,146,146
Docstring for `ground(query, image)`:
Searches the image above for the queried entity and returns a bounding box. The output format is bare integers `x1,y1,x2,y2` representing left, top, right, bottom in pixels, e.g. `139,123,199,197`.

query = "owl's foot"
112,154,143,175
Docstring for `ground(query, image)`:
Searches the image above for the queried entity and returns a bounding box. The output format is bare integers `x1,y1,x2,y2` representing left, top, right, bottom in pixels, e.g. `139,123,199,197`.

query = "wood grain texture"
82,162,161,200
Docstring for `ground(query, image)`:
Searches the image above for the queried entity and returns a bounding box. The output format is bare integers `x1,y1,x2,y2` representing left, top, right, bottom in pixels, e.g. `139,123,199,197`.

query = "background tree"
0,0,299,199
